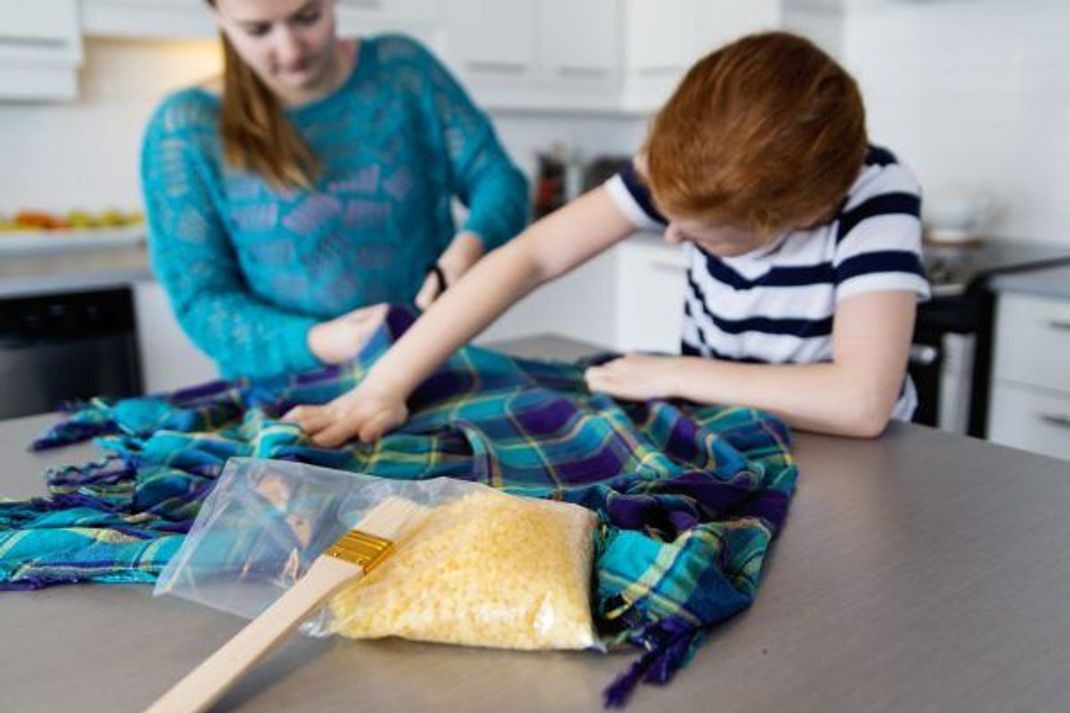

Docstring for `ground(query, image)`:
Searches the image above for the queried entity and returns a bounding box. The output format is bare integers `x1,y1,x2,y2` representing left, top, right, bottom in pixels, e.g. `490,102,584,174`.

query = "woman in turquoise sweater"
141,0,528,378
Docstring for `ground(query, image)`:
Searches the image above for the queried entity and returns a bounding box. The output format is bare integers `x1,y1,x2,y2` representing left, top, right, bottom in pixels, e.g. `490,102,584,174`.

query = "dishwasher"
0,287,143,419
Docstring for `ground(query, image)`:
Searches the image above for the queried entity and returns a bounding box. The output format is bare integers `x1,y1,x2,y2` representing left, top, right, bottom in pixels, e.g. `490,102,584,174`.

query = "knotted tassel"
603,617,705,707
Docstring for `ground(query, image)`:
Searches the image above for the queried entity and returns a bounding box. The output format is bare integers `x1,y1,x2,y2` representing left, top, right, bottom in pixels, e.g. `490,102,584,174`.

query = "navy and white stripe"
605,145,931,421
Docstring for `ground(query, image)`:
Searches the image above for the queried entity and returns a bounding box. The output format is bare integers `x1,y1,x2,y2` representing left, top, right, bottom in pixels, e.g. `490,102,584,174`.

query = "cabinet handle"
636,65,683,77
0,35,69,50
464,61,527,75
909,344,939,367
338,0,383,9
1039,413,1070,429
1048,320,1070,331
555,66,611,79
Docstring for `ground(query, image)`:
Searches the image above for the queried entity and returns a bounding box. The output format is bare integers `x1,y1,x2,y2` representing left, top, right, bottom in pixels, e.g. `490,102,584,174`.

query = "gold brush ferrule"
325,530,395,572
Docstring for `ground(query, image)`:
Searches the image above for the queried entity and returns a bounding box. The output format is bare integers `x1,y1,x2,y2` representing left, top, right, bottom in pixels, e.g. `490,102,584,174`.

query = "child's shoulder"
843,145,922,209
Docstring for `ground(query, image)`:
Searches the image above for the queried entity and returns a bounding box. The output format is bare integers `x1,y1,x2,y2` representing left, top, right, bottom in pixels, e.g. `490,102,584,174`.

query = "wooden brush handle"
144,556,362,713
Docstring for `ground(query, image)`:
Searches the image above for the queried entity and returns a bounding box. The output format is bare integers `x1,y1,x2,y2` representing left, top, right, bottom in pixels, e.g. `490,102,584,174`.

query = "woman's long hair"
205,0,320,189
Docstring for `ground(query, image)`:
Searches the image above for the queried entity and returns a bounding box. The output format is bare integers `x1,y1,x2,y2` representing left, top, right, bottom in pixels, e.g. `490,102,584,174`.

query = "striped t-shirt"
605,145,931,420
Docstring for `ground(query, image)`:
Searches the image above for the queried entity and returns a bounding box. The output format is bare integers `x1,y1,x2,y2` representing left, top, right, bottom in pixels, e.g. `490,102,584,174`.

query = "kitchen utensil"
144,496,429,713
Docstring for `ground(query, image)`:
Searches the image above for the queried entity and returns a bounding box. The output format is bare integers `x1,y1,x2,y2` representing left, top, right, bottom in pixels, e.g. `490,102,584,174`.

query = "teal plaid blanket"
0,307,797,706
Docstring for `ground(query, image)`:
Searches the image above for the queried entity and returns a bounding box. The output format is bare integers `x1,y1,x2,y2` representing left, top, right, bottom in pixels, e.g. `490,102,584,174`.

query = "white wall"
842,0,1070,244
0,38,647,216
6,8,1069,246
0,39,222,215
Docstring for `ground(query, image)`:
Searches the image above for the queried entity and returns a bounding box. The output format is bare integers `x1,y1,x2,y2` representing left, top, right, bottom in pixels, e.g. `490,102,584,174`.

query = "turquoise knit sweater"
141,35,528,378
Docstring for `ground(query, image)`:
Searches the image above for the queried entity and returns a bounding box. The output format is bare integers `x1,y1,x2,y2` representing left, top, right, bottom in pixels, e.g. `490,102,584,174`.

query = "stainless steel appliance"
0,287,142,419
911,239,1070,436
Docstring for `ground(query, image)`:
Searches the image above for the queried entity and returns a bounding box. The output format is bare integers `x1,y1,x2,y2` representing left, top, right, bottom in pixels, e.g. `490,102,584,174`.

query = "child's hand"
584,354,678,401
283,383,409,447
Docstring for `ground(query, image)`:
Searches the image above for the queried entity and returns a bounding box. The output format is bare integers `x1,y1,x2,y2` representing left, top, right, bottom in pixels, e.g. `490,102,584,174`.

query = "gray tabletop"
4,397,1070,711
989,262,1070,300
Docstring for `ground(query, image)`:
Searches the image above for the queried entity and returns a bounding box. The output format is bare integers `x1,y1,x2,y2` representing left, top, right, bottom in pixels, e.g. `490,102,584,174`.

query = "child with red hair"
286,31,930,444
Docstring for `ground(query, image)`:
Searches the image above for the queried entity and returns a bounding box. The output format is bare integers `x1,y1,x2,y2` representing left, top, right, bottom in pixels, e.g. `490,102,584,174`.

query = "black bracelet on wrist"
428,263,448,294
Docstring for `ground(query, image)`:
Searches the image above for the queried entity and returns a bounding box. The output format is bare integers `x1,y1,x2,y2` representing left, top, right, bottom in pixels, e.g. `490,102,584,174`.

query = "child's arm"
285,186,637,446
585,290,917,438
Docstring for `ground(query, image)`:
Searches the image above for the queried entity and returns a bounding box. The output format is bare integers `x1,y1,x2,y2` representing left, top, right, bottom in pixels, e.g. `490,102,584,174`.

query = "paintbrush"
144,496,429,713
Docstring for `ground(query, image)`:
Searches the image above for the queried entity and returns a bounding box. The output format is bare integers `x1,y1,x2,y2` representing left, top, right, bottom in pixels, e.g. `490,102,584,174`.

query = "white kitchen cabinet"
987,292,1070,461
132,280,218,394
781,0,845,61
0,0,82,101
476,247,618,349
442,0,539,83
698,0,781,49
443,0,621,112
541,0,618,81
987,383,1070,463
81,0,441,43
621,0,781,112
73,0,788,112
81,0,215,39
620,0,701,111
478,233,689,355
335,0,443,47
614,235,688,353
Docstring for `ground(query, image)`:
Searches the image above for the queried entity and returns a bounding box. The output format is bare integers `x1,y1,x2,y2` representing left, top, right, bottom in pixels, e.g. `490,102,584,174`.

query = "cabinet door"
335,0,443,47
337,0,438,20
132,281,218,394
988,382,1070,462
80,0,215,39
0,0,81,100
0,0,80,61
444,0,539,81
696,0,781,55
541,0,619,82
614,237,688,353
476,248,617,348
992,293,1070,394
623,0,700,76
621,0,701,111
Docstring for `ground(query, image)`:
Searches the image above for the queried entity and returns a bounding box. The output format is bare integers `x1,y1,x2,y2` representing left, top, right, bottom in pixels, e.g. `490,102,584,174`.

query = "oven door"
908,332,976,433
0,288,142,419
910,292,981,433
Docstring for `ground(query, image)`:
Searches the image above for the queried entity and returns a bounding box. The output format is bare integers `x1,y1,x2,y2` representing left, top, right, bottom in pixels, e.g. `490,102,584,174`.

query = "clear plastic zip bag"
155,458,599,651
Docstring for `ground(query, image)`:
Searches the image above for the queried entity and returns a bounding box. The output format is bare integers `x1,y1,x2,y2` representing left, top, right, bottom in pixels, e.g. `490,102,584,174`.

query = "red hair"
645,32,867,237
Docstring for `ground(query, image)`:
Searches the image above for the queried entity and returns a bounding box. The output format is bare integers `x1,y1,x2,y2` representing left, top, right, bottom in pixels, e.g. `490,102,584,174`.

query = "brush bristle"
325,497,430,571
356,497,430,541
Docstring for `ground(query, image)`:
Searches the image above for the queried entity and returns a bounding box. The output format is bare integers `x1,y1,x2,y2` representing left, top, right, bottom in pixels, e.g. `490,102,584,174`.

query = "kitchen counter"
4,339,1070,712
0,231,674,302
0,242,151,299
989,262,1070,300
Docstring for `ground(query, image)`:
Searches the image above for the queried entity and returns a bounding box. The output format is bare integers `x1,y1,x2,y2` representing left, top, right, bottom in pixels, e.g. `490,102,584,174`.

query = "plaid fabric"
0,307,797,707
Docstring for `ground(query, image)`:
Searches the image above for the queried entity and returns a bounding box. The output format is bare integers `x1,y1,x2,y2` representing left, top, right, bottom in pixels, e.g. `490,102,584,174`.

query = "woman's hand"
307,302,389,365
283,382,409,447
414,231,486,310
584,353,680,401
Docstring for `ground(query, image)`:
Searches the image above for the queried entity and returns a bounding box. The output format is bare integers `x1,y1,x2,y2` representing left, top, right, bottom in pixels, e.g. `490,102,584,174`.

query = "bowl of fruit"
0,208,145,254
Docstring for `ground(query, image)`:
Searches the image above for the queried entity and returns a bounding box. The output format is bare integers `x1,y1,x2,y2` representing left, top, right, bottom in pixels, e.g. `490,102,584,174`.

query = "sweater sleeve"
411,39,529,251
140,93,322,379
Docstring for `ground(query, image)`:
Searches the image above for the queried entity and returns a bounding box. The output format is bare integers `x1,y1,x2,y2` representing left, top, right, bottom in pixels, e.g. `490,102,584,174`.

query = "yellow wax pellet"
329,490,598,650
